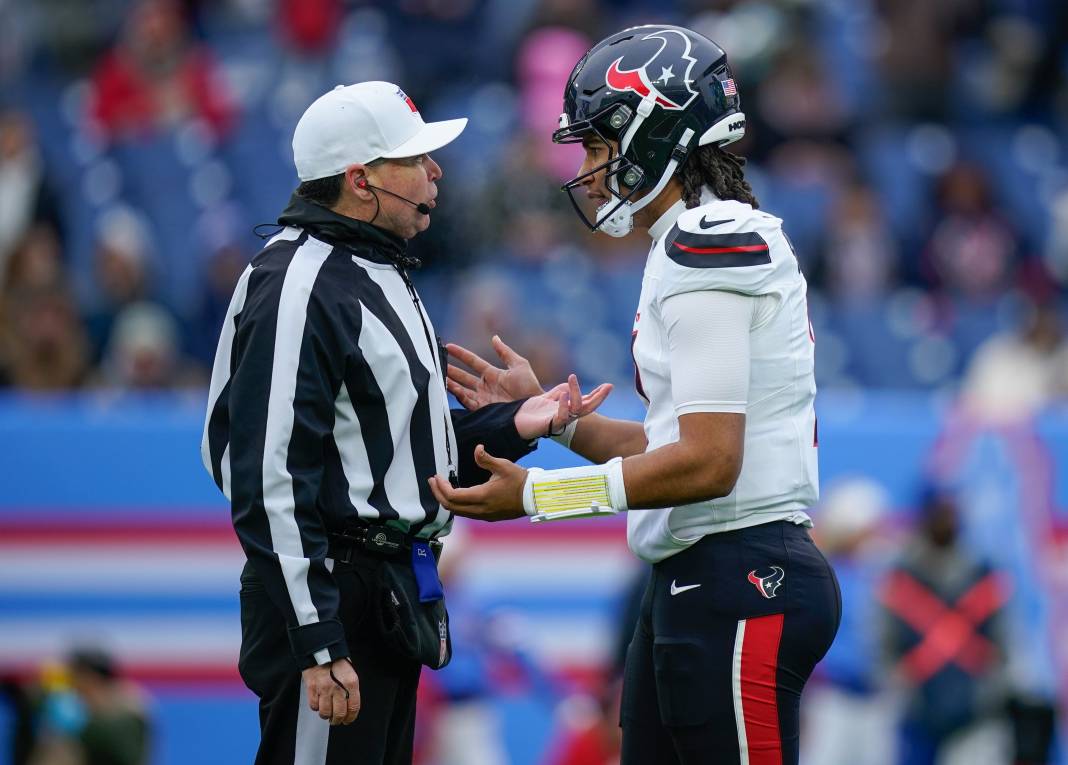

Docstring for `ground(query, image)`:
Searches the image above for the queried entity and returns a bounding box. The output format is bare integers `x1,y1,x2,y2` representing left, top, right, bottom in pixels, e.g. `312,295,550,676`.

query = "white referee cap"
292,81,468,182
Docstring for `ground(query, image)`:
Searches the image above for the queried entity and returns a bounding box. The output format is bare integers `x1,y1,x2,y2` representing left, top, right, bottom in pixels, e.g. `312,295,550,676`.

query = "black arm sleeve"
450,400,537,487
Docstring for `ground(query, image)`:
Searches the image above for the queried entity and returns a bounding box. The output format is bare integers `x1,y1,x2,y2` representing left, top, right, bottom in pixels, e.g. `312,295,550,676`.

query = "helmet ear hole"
698,112,747,147
622,168,642,187
607,104,633,132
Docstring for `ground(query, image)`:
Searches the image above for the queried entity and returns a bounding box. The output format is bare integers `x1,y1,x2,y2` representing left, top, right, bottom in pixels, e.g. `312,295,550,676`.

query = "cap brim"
380,117,467,159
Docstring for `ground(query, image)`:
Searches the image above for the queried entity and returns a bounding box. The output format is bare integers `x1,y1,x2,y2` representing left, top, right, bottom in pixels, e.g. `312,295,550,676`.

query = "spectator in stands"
95,301,204,390
0,221,83,389
457,27,588,261
84,207,155,363
275,0,343,56
756,40,849,144
0,281,88,391
923,162,1019,301
471,133,577,262
961,298,1068,421
1,224,64,294
188,206,251,366
820,184,899,301
88,0,234,141
879,490,1010,765
0,110,62,276
873,0,984,120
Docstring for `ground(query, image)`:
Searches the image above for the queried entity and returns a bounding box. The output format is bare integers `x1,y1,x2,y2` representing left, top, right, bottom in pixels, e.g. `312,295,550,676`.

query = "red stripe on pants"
741,613,784,765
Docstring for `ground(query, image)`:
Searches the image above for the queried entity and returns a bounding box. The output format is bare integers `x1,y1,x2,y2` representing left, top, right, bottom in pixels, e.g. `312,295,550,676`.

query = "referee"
200,81,607,765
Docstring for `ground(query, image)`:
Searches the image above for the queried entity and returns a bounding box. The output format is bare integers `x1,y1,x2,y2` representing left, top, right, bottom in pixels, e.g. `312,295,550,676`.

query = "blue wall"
1,391,1066,764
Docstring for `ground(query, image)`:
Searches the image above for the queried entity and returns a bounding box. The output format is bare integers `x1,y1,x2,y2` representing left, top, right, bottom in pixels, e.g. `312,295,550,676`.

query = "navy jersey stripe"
665,224,772,268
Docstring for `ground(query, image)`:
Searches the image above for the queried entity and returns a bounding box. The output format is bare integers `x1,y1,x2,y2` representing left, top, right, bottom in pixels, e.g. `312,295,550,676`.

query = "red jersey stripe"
673,243,771,255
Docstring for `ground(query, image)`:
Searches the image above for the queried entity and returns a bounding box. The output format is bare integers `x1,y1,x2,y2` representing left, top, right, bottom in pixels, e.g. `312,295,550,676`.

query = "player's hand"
302,658,360,726
428,445,527,522
446,335,544,408
514,374,612,440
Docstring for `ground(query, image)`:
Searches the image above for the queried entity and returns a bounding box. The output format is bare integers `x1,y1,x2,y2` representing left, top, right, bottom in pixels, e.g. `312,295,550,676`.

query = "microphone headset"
357,178,431,215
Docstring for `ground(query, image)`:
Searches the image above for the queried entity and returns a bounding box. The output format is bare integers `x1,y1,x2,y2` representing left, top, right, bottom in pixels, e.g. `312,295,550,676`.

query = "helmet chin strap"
598,126,695,238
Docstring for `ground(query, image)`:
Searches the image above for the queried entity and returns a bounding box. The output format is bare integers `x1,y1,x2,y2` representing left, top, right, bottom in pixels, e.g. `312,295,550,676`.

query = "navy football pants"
620,521,841,765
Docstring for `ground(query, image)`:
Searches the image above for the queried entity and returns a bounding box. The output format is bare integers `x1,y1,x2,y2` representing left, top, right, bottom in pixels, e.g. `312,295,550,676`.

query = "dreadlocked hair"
679,145,759,209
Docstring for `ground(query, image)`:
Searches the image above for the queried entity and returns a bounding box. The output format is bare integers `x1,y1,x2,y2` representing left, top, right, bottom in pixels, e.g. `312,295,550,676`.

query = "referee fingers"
329,689,346,726
343,678,361,725
446,363,481,392
446,342,492,375
334,658,361,725
315,682,335,722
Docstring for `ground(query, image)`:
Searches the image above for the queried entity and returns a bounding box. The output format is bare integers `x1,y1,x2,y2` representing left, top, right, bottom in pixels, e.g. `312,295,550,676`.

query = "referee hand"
429,445,527,521
445,335,544,408
302,658,360,726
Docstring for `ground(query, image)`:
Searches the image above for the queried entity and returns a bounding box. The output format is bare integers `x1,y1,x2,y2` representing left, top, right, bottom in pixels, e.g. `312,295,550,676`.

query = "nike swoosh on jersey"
698,217,734,229
669,579,702,596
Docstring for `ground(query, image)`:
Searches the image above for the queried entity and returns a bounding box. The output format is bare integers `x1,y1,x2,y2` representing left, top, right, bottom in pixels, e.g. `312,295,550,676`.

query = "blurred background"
0,0,1066,763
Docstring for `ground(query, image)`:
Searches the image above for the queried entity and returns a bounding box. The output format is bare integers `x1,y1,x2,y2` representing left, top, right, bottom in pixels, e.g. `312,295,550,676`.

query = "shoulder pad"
655,202,791,299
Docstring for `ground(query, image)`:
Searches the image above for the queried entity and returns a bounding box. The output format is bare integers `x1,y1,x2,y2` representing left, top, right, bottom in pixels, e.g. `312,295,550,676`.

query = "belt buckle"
363,526,404,556
332,532,359,564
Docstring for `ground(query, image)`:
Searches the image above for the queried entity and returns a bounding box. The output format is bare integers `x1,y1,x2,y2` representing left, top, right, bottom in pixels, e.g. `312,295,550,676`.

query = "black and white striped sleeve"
227,240,354,669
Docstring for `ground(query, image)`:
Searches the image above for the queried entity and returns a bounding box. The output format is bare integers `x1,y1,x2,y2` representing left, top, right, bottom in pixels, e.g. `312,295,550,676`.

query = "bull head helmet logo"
604,28,699,111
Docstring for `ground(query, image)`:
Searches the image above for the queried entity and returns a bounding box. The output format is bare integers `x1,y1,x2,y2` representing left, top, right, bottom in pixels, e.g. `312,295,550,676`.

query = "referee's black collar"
278,194,407,264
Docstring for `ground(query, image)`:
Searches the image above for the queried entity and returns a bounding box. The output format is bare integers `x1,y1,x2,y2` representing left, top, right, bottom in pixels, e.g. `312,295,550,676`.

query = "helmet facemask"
554,102,693,238
553,106,649,237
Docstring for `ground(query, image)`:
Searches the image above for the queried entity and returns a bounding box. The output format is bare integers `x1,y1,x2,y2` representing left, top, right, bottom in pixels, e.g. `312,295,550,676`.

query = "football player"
430,25,841,765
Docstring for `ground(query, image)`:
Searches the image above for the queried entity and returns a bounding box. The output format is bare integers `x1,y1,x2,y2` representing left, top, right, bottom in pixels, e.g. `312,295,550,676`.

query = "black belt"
327,525,442,564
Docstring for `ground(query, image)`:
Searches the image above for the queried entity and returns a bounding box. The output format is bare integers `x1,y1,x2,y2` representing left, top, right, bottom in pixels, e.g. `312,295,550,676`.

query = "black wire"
252,222,284,240
329,666,350,699
367,188,382,226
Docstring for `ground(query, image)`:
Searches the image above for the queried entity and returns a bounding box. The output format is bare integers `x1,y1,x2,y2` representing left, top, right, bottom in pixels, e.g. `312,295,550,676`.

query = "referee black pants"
237,559,421,765
620,520,841,765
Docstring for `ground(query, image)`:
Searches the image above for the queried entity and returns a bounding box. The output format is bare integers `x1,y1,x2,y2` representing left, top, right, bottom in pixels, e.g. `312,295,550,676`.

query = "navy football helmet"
552,25,745,236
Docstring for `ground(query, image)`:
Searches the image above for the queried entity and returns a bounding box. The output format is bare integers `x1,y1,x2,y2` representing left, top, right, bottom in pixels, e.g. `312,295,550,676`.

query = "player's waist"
627,503,813,563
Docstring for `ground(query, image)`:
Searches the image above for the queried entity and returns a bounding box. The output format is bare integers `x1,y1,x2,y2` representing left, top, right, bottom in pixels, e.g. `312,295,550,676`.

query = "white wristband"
548,419,578,448
522,457,629,520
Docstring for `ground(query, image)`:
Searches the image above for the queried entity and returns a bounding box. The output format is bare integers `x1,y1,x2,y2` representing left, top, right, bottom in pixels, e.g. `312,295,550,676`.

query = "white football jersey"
628,194,818,563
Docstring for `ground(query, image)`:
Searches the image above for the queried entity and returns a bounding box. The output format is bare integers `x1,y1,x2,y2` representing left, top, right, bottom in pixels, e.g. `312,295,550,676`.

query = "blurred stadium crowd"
0,0,1066,400
1,0,1067,764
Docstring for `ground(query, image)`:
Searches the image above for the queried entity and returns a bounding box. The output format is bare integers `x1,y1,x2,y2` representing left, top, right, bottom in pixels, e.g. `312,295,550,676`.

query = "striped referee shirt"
200,195,532,667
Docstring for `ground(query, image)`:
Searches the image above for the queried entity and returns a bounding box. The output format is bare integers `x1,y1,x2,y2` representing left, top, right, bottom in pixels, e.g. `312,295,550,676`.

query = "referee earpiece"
356,178,368,188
